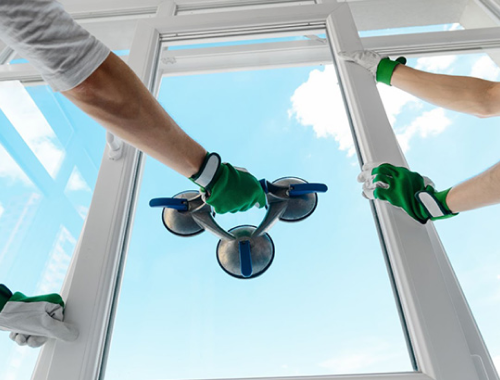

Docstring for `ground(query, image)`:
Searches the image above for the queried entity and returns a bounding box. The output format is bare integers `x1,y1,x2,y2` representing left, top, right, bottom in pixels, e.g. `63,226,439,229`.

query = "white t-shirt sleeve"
0,0,110,92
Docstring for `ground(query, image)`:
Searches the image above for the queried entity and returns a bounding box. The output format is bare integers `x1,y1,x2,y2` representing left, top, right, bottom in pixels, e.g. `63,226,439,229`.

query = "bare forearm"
391,64,500,118
62,52,206,178
446,161,500,213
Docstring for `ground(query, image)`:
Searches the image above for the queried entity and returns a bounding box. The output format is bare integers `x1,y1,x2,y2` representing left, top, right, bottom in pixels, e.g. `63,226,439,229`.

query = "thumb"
42,304,79,342
337,51,356,62
41,313,79,342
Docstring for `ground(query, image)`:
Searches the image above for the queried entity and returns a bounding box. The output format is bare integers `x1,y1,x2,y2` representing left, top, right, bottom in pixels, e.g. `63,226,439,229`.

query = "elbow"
474,83,500,118
63,65,142,121
474,105,499,119
65,78,99,105
474,112,493,119
63,71,110,109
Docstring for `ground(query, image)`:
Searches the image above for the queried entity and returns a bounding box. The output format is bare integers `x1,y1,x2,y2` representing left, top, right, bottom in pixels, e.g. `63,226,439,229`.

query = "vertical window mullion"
31,21,161,380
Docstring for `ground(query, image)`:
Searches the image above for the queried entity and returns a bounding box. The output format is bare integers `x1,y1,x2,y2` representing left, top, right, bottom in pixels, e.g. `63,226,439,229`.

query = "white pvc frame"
9,1,496,380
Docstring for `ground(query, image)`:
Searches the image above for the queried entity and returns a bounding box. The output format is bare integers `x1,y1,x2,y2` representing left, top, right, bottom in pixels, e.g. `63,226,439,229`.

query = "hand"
339,50,406,85
190,153,266,214
0,284,78,348
358,163,457,223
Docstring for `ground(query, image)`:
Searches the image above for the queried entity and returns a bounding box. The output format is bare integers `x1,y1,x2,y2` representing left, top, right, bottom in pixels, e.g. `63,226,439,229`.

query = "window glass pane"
8,58,29,65
0,82,105,380
351,0,498,36
359,23,463,38
377,50,500,375
105,46,414,379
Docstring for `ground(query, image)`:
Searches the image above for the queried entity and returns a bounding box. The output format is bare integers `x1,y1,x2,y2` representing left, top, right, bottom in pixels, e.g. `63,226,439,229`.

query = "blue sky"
0,27,499,380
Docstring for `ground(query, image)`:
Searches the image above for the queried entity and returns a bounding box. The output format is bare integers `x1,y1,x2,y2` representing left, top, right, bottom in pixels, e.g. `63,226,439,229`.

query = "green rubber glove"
358,163,458,224
190,153,267,214
339,50,407,85
0,284,78,348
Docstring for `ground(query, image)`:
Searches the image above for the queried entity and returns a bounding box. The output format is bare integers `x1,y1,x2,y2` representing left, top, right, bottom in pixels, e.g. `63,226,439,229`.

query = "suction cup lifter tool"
150,177,327,279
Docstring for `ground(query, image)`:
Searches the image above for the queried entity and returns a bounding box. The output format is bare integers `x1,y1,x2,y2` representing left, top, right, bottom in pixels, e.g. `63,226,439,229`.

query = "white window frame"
0,1,493,380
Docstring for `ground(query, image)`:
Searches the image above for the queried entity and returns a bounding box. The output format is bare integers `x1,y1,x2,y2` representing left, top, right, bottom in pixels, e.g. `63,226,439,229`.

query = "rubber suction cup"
273,177,318,223
162,191,210,237
216,225,275,279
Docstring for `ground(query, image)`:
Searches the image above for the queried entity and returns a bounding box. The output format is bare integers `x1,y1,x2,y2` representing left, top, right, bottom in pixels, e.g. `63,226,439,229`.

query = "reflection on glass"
377,51,500,375
359,23,463,37
105,62,413,379
0,83,105,380
8,58,29,65
0,81,65,178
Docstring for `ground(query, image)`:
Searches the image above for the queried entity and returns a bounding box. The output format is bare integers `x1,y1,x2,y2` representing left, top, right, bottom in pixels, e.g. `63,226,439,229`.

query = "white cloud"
0,145,33,186
378,84,421,125
0,203,4,219
0,81,65,178
416,55,457,73
0,193,41,267
65,167,91,192
76,205,89,220
396,108,451,153
36,226,75,294
470,56,500,81
288,65,354,156
289,66,426,156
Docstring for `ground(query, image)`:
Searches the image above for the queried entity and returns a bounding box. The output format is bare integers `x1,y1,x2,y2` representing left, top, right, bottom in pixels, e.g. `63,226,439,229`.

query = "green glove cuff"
0,284,65,313
10,292,65,307
0,284,13,312
376,56,407,85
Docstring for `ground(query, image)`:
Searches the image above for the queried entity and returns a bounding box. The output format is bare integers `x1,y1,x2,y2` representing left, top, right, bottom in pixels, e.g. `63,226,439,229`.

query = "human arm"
391,64,500,118
446,161,500,212
0,0,205,177
62,52,207,178
0,0,265,213
340,50,500,118
0,0,205,176
62,55,266,213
